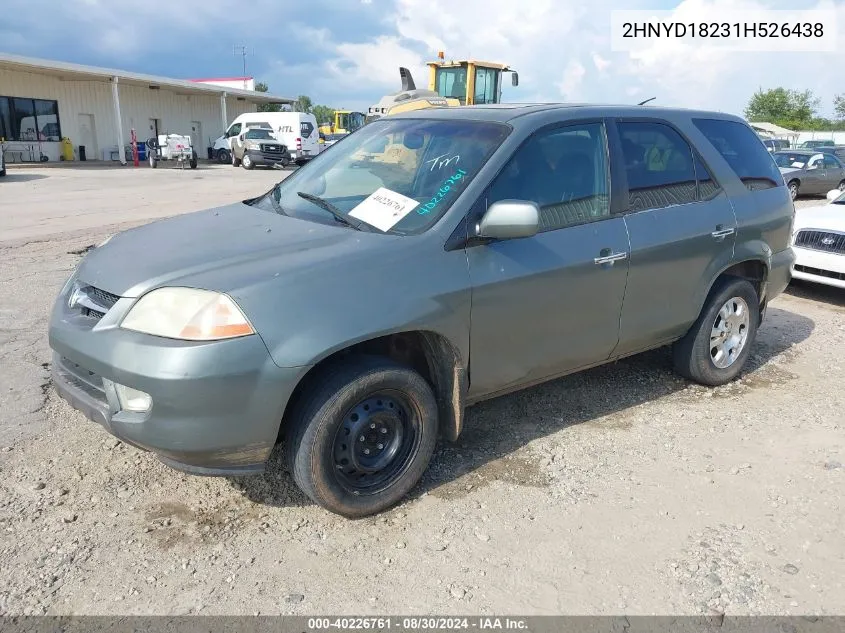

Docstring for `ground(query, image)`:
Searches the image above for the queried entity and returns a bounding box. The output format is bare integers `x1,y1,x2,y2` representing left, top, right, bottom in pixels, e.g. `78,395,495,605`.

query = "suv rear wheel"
286,356,438,518
673,277,759,386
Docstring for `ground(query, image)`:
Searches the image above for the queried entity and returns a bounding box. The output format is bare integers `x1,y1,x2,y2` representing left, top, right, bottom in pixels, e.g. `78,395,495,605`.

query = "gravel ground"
0,167,842,616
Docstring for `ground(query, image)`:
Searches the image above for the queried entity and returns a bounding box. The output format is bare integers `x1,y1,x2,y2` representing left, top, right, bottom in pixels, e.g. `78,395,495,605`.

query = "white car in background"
791,189,845,289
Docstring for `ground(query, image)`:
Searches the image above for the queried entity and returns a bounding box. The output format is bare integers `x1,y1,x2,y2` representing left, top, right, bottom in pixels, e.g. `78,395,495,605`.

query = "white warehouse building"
0,53,293,164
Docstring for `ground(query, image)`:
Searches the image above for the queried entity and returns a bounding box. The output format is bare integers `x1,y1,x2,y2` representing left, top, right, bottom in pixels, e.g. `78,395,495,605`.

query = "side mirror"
827,189,841,202
477,200,539,240
511,72,519,87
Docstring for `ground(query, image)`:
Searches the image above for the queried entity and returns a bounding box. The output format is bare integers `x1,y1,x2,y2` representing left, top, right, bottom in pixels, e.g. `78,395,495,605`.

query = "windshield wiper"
297,192,370,231
265,185,287,216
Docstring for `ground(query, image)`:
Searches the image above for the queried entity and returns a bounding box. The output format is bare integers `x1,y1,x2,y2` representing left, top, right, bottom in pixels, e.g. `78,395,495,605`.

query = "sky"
1,0,844,117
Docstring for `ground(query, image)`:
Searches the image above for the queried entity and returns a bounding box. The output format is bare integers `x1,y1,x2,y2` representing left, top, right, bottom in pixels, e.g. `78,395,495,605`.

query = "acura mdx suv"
49,104,794,517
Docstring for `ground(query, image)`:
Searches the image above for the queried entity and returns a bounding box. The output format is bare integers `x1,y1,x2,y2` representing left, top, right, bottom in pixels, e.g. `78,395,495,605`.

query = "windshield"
245,129,273,140
251,117,510,235
773,153,812,168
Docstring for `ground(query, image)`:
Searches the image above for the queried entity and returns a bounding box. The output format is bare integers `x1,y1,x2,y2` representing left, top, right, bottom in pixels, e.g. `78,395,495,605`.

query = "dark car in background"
773,150,845,199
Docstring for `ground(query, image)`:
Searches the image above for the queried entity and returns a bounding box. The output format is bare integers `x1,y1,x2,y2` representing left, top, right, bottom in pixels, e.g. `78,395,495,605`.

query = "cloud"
3,0,844,118
592,53,611,72
557,61,587,100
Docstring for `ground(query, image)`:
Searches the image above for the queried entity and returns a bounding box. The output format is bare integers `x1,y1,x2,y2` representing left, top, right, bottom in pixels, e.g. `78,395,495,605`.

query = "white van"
211,112,319,165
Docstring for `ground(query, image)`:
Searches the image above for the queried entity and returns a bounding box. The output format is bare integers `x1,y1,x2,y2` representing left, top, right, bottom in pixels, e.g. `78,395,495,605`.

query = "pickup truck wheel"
231,154,240,168
148,155,157,169
286,356,438,518
242,154,254,170
673,278,759,386
838,179,845,191
787,180,799,200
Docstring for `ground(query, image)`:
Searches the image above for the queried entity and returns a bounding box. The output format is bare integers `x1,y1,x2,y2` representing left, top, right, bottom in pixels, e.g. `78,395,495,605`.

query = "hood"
793,204,845,233
76,202,386,297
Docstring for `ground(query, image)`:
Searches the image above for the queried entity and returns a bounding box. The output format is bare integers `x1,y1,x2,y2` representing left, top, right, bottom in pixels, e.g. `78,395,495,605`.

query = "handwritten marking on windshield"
418,168,468,215
425,153,461,171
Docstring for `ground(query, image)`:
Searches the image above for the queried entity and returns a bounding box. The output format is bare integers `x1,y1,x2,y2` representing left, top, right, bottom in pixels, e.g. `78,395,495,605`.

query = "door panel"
612,119,737,356
467,218,630,397
616,194,737,355
466,119,629,399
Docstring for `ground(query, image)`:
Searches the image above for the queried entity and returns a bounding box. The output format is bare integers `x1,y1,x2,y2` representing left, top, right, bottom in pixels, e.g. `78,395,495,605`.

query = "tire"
838,180,845,191
216,148,231,164
242,154,254,170
149,155,157,169
231,153,240,168
673,278,760,386
286,356,439,518
0,167,5,178
190,153,198,169
787,180,799,200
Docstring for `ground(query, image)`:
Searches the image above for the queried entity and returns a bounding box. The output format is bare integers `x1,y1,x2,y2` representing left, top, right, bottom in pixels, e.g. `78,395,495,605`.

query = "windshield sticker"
425,153,461,171
418,168,467,215
349,187,420,232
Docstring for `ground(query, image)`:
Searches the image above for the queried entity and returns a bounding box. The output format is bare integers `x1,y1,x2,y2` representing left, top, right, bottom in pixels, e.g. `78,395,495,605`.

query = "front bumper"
245,148,291,166
48,284,309,476
791,246,845,289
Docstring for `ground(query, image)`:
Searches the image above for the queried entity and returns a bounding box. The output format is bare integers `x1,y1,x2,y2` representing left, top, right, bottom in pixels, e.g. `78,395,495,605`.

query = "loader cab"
427,55,518,105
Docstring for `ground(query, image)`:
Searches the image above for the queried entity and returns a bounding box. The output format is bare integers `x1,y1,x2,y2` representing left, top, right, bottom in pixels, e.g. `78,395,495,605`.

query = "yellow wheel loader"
366,53,518,123
318,110,366,136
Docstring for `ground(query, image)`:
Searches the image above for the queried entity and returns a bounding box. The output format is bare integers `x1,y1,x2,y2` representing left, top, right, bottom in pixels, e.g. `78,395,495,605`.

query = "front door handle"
711,227,735,240
594,252,628,265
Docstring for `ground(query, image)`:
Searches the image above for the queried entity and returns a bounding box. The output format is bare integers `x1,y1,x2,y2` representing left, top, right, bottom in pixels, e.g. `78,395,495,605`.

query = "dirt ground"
0,165,842,616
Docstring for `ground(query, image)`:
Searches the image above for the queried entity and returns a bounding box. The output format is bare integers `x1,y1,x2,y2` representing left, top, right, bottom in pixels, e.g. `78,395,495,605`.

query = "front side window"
487,122,610,231
253,117,510,235
618,121,697,211
435,67,469,104
693,118,783,191
823,154,842,169
228,123,242,137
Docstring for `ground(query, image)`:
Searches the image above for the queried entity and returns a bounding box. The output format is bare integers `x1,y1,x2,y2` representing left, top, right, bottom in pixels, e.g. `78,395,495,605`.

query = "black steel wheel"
332,392,421,495
286,356,438,517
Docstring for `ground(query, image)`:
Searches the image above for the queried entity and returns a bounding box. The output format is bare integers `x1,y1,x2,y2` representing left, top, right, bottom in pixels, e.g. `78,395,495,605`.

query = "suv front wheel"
673,277,759,386
286,356,439,518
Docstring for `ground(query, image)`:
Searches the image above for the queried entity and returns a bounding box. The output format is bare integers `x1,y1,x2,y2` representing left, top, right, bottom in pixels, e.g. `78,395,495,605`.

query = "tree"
312,104,336,127
744,87,820,128
254,81,283,113
294,95,313,113
835,94,845,120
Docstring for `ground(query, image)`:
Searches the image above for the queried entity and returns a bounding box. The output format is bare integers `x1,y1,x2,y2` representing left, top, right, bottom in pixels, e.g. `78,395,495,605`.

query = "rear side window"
618,121,698,211
692,118,782,191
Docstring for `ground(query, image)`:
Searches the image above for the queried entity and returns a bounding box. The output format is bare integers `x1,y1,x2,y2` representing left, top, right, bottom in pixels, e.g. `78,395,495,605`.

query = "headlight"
120,287,255,341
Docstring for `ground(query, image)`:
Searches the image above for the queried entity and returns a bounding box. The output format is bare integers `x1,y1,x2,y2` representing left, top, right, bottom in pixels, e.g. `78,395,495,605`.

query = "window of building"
487,121,610,232
692,118,783,191
0,96,62,141
618,120,698,211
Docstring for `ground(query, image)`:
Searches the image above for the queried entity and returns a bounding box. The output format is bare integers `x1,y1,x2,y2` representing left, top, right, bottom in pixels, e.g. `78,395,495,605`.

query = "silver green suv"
49,104,794,517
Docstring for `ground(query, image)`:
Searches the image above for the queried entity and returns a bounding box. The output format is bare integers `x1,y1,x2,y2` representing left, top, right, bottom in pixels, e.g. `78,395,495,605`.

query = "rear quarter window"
692,119,783,191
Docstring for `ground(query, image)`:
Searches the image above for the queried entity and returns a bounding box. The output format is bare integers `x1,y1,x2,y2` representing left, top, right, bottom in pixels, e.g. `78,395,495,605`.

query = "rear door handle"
594,252,628,265
711,227,735,240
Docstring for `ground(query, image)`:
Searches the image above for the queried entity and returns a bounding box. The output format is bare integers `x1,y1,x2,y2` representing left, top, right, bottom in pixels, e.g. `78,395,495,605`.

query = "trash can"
79,146,86,161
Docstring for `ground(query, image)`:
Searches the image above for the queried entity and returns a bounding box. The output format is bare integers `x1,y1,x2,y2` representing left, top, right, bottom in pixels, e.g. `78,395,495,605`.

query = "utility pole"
233,45,253,89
